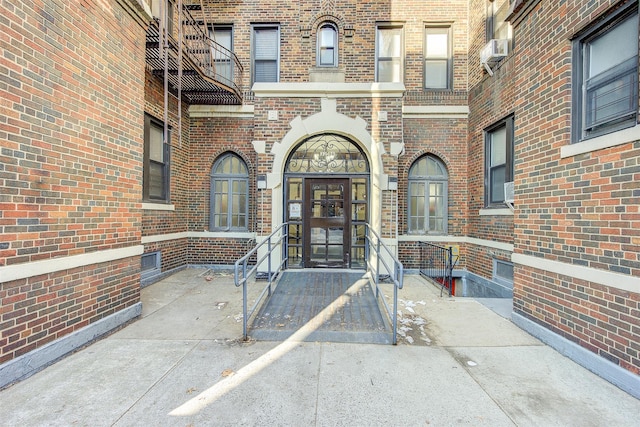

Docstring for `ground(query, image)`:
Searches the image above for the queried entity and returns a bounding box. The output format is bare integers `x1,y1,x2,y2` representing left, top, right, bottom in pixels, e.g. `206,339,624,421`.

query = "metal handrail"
364,223,404,345
234,223,288,341
419,242,457,297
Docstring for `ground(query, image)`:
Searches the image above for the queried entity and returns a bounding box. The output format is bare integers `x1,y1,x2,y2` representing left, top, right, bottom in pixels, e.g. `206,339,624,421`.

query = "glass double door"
286,177,368,269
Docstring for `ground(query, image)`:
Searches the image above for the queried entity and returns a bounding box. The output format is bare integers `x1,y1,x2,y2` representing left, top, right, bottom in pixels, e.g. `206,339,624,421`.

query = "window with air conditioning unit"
482,0,512,76
485,115,514,208
480,39,509,75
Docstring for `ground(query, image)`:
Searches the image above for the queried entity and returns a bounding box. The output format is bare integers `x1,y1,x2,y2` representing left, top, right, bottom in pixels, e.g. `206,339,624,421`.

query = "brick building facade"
1,0,638,396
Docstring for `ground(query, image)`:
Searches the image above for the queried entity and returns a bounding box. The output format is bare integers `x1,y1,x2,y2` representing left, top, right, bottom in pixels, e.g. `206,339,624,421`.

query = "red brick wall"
509,0,640,373
0,257,139,364
199,0,468,92
142,67,191,270
189,117,257,232
0,1,145,363
400,118,469,237
515,266,640,374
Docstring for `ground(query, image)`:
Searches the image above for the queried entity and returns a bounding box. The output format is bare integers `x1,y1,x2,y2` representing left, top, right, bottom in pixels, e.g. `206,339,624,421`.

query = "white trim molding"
402,105,470,119
141,231,256,244
141,203,175,211
398,235,514,252
189,105,255,118
251,82,406,98
479,208,514,216
561,125,640,158
0,245,144,283
512,253,640,294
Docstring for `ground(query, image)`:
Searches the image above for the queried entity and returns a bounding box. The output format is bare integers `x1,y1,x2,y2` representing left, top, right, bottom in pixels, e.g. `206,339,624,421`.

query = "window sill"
142,202,175,211
561,124,640,158
479,208,513,216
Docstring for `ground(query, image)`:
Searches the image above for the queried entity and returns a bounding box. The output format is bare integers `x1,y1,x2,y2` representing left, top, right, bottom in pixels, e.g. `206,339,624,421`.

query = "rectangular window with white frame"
252,24,280,84
143,114,170,202
424,25,452,89
571,1,638,143
376,24,403,83
485,115,514,206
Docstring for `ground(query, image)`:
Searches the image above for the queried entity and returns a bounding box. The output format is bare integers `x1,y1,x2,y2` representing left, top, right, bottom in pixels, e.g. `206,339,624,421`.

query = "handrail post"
375,237,381,297
242,262,248,341
447,246,453,296
267,237,272,296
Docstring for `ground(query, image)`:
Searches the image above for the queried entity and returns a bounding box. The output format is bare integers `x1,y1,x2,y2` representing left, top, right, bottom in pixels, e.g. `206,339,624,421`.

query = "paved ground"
0,268,638,426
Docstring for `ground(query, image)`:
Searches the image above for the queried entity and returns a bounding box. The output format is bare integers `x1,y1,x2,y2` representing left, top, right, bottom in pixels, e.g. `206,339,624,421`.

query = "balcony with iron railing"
145,1,243,105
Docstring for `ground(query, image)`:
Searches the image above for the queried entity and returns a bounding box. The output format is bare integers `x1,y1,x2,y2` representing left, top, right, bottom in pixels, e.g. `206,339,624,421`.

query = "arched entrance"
284,133,369,268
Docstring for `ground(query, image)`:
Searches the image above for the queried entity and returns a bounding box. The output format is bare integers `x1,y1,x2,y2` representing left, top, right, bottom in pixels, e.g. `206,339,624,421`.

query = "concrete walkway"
0,268,638,426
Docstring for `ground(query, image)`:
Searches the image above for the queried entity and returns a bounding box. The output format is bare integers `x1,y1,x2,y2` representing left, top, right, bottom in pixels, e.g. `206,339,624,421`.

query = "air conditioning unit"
504,181,514,211
480,39,509,76
481,39,509,63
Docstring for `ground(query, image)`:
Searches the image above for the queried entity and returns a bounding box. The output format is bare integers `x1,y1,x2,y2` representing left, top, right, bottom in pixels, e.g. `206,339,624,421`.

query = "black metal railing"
419,242,457,297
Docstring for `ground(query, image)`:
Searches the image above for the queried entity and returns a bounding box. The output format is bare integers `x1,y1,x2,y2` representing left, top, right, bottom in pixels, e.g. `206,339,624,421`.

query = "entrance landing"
250,270,392,344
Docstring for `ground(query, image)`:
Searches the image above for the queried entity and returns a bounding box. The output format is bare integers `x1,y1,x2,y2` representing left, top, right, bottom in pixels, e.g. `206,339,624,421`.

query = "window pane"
588,15,637,78
320,48,335,65
490,126,506,166
586,67,637,128
255,60,277,82
212,27,232,50
426,32,448,57
490,165,506,203
378,28,401,57
378,60,401,82
425,61,448,88
215,180,228,193
320,26,335,47
255,28,278,59
149,162,164,199
149,123,164,162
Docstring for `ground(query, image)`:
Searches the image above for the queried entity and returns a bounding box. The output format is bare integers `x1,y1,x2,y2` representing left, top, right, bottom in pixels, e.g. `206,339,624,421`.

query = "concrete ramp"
249,270,392,344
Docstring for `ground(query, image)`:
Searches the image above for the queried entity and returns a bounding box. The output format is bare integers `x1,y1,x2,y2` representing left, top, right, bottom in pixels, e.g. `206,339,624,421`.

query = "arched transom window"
210,153,248,231
408,155,448,234
286,134,368,174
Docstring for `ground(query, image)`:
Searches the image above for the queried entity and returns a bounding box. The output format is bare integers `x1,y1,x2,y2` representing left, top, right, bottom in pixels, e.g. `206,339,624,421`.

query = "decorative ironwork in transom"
285,134,369,174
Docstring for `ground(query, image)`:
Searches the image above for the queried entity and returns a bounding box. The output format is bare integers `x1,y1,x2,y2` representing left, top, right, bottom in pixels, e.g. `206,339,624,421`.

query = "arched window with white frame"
408,155,448,234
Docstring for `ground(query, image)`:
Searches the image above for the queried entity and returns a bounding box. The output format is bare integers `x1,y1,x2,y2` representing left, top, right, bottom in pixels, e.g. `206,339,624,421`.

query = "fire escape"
145,0,243,105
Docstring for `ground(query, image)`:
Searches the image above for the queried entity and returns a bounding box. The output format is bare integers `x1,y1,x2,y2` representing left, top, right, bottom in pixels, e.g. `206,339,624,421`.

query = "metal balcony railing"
145,1,243,105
